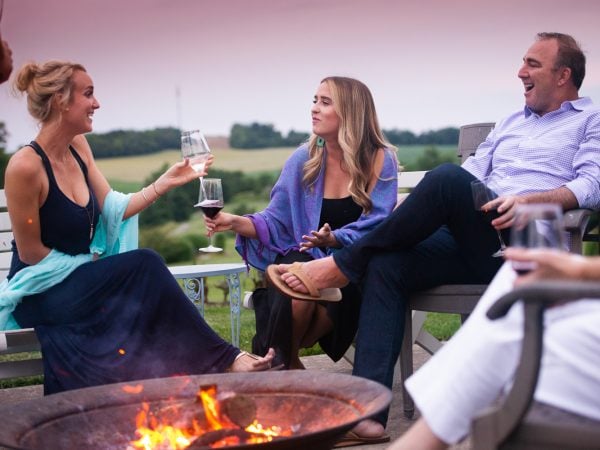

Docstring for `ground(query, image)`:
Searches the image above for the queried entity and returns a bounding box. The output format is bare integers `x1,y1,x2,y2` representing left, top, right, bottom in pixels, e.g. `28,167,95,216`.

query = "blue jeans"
333,164,504,426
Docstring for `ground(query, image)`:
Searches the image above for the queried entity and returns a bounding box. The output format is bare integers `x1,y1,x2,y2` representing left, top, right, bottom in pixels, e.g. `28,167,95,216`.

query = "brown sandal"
266,262,342,302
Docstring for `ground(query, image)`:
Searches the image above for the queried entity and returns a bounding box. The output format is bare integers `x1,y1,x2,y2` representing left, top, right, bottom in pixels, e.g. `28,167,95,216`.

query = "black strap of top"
28,140,90,184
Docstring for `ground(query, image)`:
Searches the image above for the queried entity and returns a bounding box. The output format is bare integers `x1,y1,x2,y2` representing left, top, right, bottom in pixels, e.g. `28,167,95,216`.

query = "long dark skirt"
13,249,239,394
252,251,361,369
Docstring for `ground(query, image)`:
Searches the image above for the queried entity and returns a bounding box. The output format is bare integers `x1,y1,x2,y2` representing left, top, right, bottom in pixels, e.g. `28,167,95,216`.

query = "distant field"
96,147,296,183
96,144,458,184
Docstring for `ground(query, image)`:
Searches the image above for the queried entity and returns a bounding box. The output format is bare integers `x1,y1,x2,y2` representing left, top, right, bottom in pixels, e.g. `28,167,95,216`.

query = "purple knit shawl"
235,144,398,271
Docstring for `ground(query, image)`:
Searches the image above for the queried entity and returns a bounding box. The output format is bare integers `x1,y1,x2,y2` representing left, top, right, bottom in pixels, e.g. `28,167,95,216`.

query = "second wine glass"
471,176,508,257
509,203,566,274
195,178,224,253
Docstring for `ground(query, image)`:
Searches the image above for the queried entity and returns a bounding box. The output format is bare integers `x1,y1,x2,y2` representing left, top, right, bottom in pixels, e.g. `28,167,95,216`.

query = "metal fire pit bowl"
0,371,392,450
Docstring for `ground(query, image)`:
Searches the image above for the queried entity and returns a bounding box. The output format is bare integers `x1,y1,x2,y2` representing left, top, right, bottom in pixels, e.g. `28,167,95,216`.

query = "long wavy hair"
302,76,393,213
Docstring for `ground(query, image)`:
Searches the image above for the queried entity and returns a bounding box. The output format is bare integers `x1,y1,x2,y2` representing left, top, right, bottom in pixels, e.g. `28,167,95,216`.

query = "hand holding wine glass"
195,178,224,253
471,176,508,257
509,203,566,275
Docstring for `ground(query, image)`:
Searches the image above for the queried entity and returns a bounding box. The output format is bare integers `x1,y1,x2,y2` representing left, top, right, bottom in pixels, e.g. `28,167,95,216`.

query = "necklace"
84,194,95,240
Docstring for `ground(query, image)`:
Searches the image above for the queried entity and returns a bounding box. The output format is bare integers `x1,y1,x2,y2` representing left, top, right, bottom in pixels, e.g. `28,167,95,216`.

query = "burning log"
196,384,257,428
186,429,253,449
220,394,257,428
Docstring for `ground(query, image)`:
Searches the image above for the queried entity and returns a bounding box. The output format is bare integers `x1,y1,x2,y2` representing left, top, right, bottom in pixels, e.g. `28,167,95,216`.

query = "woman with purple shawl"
205,77,398,369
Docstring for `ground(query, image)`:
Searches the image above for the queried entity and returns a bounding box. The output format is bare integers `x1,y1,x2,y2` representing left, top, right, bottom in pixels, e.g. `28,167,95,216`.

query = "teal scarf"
0,191,137,330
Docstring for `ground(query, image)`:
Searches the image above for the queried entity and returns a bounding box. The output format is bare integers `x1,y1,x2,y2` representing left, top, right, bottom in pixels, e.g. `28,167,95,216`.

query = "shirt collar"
523,96,592,117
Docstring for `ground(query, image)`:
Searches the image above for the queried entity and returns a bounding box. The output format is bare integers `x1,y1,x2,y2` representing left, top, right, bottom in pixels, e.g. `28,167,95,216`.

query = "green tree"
384,129,418,145
383,127,460,146
230,123,284,148
138,166,279,228
86,127,181,158
0,122,11,187
283,129,309,147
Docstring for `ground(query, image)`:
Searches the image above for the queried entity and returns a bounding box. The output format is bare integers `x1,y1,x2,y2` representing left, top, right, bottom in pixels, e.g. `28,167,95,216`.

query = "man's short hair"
537,32,586,90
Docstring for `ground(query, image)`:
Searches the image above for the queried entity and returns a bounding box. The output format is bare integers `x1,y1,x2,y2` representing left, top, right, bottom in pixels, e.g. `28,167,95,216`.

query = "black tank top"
319,196,362,230
7,141,99,279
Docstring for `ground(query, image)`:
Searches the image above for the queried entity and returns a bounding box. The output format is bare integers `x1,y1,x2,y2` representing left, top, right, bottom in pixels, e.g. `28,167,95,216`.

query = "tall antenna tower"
175,85,182,131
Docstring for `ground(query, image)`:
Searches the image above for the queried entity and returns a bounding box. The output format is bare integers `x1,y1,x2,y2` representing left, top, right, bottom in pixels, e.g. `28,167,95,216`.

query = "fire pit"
0,371,391,449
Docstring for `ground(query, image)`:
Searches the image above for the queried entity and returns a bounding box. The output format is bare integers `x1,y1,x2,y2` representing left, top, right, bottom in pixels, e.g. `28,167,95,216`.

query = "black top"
319,196,362,231
8,141,99,279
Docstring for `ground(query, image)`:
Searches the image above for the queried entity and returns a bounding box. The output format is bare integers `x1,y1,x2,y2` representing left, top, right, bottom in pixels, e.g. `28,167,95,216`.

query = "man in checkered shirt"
272,32,600,442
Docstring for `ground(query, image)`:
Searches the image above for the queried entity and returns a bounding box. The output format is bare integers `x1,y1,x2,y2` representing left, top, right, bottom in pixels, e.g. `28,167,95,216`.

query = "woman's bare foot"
227,348,275,372
278,257,348,294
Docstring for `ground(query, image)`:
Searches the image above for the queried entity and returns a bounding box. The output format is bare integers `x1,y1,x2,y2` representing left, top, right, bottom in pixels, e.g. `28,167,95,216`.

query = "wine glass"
509,203,566,274
471,176,508,257
181,129,211,174
195,178,224,253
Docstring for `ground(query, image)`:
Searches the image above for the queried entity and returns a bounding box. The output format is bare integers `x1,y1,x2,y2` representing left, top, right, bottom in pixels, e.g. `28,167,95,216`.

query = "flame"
129,385,290,450
197,385,230,430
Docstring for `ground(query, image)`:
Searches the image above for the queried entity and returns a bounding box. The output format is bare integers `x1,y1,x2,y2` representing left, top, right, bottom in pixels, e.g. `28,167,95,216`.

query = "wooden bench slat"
0,359,44,380
0,252,12,271
0,329,40,353
0,212,12,232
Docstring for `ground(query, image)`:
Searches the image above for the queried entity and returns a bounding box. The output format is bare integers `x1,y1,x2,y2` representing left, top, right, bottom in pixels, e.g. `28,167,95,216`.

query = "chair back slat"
457,122,495,163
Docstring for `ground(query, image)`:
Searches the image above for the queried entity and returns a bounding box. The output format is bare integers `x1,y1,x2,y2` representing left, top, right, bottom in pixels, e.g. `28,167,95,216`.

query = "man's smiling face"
518,38,565,116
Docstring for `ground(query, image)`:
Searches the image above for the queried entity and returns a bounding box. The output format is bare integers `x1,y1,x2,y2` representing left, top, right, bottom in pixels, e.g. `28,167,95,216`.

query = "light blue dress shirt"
462,97,600,210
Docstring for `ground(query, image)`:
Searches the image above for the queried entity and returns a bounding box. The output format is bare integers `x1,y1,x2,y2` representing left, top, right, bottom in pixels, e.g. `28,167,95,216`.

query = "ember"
129,384,291,450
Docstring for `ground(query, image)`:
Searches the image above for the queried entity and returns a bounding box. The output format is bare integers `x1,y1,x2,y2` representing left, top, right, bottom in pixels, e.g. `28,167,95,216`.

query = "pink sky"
1,0,600,151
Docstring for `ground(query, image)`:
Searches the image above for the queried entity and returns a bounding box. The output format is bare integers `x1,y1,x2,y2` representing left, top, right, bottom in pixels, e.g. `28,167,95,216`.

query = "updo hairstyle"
13,60,86,123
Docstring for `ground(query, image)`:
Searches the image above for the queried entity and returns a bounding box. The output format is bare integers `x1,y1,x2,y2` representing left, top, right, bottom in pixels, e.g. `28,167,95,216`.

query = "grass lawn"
203,305,461,356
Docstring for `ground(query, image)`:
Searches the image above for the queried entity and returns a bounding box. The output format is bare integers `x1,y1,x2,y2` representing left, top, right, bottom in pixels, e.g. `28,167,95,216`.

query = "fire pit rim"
0,371,392,450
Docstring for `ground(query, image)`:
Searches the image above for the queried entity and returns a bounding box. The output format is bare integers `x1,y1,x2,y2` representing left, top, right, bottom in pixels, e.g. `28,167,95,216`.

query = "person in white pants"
389,248,600,450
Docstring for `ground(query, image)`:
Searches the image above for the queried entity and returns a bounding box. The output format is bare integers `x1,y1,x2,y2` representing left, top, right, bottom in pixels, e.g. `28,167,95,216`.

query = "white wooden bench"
0,190,247,382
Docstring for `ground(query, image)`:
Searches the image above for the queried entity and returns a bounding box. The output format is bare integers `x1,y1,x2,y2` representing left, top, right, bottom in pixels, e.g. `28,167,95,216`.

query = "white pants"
405,262,600,444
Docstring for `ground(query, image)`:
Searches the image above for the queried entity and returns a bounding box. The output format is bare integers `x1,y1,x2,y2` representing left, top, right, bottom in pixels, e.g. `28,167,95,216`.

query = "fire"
129,402,192,450
128,385,291,450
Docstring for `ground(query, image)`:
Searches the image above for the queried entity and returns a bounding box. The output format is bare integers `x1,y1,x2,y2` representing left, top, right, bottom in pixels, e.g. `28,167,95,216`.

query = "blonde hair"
303,76,392,213
13,60,86,123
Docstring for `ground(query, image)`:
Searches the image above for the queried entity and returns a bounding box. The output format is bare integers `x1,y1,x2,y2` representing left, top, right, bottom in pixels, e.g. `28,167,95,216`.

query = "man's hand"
484,194,527,230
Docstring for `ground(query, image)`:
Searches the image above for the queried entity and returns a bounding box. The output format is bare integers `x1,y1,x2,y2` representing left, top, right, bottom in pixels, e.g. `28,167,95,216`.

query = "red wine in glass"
471,177,507,257
512,261,537,276
482,207,501,222
198,200,223,219
195,178,224,253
